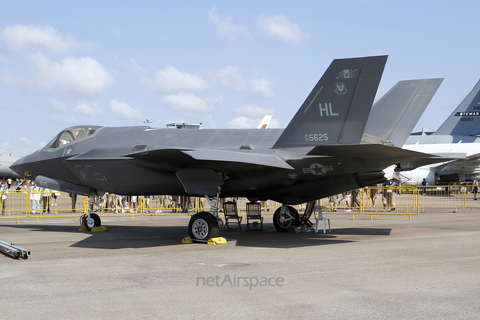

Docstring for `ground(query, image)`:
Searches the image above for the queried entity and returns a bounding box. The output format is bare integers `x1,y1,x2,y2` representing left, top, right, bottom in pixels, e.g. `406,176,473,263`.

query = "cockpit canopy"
42,126,101,149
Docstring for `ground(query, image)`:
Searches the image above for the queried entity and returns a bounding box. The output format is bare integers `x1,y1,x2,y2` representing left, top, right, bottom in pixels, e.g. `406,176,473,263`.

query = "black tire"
92,213,101,227
188,212,219,240
273,206,299,232
86,213,101,229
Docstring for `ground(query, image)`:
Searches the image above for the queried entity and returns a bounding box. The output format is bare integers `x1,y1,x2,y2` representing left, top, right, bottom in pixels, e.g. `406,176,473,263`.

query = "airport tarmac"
1,211,479,319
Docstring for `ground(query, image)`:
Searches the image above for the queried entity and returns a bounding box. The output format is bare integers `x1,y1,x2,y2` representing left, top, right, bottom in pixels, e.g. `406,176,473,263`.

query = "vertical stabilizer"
257,115,272,129
434,80,480,136
272,55,387,149
365,78,443,147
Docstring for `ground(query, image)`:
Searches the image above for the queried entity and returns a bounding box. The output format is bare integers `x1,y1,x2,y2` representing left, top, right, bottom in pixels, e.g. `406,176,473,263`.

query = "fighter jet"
10,55,440,240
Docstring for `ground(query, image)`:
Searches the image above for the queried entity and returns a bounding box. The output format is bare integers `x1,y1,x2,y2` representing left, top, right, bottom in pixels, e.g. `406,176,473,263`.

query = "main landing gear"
187,198,301,238
188,194,223,240
188,212,219,240
273,205,300,232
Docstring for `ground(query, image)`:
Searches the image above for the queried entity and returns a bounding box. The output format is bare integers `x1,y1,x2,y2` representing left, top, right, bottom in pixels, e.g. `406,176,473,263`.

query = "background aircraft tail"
257,115,272,129
434,79,480,136
273,55,387,149
364,78,443,147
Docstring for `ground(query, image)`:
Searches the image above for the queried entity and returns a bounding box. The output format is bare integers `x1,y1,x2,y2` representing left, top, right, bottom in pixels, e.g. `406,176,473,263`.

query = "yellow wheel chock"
182,237,226,245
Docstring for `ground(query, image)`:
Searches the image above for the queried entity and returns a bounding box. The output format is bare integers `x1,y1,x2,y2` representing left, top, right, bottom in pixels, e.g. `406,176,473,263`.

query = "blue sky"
1,0,480,156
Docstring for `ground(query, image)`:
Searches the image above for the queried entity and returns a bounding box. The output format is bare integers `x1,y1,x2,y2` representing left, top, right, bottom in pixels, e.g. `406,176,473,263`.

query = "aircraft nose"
10,156,32,178
10,157,24,175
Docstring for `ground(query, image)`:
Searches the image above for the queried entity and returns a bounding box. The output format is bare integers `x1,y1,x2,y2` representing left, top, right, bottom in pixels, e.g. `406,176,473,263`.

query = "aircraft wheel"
86,213,101,229
188,212,219,240
273,206,299,232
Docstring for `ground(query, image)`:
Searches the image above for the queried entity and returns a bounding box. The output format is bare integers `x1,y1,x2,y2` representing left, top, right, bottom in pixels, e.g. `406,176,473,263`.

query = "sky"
1,0,480,156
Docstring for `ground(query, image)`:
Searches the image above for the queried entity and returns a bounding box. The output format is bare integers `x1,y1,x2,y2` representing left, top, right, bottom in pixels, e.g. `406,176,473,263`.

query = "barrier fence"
1,185,480,223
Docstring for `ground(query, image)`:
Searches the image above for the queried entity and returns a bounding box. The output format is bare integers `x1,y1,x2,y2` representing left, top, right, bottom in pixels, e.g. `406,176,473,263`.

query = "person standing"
69,193,77,213
369,186,377,207
130,195,138,213
0,181,7,215
42,188,51,214
31,182,41,214
421,178,427,195
473,177,479,200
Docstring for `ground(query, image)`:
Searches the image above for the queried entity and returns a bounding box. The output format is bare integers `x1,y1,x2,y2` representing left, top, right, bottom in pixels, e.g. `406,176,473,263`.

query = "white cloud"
210,66,274,98
268,118,281,128
160,93,222,112
208,7,247,42
0,142,39,157
107,99,143,120
50,99,67,111
128,61,209,94
201,115,217,129
227,116,259,129
31,52,114,98
16,137,33,145
227,114,281,129
257,14,309,45
1,24,78,54
234,104,275,118
151,65,209,93
72,101,103,116
112,27,123,35
49,113,76,124
0,74,34,89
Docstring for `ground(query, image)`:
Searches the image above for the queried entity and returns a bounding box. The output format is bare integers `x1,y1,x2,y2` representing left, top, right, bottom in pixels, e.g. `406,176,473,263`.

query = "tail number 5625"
305,133,328,142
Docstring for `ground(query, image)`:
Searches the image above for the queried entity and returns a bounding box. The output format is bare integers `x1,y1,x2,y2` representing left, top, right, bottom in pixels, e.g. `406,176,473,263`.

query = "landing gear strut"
82,191,102,230
273,205,299,232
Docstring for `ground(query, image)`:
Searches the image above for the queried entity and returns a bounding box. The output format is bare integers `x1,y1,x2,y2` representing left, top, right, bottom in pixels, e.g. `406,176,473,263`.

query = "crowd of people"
328,179,400,213
2,176,479,215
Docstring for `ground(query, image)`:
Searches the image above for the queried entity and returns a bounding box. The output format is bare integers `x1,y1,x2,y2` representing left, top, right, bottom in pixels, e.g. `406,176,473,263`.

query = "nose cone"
10,155,33,178
10,157,23,175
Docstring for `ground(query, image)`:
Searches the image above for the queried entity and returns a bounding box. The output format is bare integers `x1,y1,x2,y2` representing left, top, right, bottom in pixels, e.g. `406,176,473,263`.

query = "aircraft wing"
182,149,294,170
306,144,467,174
307,144,441,163
429,153,480,175
395,152,466,172
124,148,294,171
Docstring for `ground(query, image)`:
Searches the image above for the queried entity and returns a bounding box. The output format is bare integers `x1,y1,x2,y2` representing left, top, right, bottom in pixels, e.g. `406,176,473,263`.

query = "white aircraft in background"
398,80,480,185
0,155,21,179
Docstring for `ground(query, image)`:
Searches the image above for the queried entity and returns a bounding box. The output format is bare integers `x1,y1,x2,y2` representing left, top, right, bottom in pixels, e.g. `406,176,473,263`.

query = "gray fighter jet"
10,55,440,239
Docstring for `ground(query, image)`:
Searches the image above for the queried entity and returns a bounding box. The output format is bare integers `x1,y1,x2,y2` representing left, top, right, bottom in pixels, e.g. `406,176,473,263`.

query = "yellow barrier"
323,191,362,218
361,186,419,220
0,190,28,222
3,185,480,224
28,191,88,223
92,194,142,221
463,184,480,212
416,185,464,211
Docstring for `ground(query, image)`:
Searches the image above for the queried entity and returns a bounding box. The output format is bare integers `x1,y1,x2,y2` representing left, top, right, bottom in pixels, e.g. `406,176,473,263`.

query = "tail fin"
272,55,387,149
257,115,272,129
365,78,443,147
434,80,480,136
